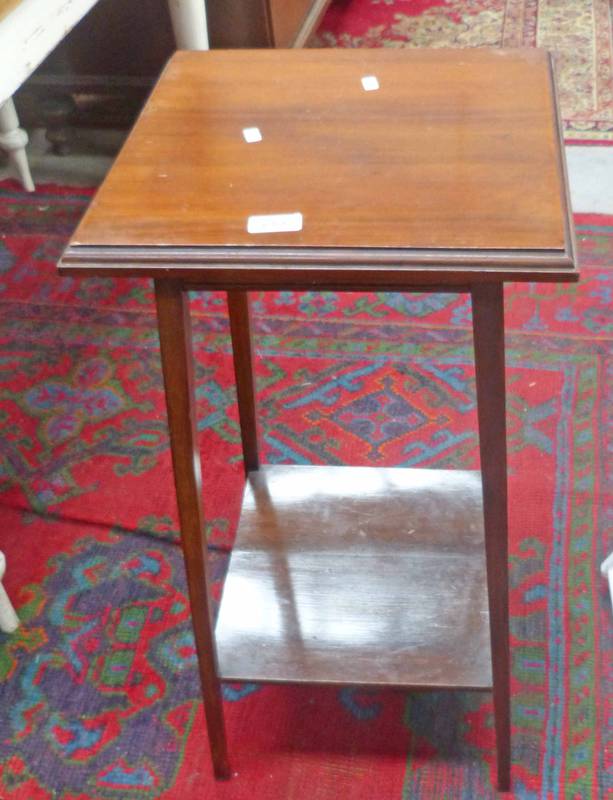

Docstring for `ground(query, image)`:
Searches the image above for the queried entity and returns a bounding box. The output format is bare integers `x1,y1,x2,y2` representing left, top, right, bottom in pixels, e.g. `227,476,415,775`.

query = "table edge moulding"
58,47,579,794
59,48,577,286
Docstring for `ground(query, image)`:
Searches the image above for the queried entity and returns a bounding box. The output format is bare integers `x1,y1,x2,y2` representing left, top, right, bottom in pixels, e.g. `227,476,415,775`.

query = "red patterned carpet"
0,180,611,799
316,0,613,144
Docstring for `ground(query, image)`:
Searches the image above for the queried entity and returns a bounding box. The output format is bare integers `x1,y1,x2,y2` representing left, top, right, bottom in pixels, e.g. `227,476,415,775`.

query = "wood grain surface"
59,48,577,281
204,0,330,47
269,0,315,46
215,465,492,689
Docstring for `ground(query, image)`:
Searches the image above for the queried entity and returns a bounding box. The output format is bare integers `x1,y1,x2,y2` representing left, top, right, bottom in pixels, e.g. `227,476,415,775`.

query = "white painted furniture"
0,0,209,191
168,0,209,50
602,553,613,614
0,0,102,191
0,551,19,634
0,97,34,191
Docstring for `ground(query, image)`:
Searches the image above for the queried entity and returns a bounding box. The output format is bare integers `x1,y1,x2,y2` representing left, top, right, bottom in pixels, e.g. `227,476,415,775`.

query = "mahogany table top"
60,48,577,286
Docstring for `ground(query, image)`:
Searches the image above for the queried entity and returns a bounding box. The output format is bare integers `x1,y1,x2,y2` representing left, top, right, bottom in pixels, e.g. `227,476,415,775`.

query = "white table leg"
0,551,20,634
168,0,209,49
602,553,613,614
0,98,35,192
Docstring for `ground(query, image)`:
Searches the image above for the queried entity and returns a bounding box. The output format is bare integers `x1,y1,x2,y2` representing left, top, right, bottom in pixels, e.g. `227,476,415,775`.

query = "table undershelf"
215,465,492,690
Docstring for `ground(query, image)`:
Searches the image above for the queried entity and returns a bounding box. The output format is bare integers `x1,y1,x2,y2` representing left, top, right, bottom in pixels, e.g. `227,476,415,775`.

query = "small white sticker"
361,75,380,92
247,212,303,234
242,127,262,143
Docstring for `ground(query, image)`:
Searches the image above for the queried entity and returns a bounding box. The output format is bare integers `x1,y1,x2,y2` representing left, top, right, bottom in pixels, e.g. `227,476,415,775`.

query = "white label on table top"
361,75,380,91
242,127,262,143
247,212,303,234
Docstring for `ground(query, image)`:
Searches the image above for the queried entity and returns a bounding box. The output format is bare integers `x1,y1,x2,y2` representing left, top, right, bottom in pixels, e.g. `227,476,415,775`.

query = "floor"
0,128,118,188
565,146,613,214
1,128,612,215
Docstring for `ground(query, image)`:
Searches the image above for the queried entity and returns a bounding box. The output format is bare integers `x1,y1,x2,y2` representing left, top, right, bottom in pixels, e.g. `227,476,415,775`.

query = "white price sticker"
361,75,380,92
242,127,263,143
247,213,303,234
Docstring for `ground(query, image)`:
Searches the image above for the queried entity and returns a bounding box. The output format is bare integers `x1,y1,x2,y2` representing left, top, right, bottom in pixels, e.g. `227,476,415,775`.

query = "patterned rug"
316,0,613,144
0,179,611,799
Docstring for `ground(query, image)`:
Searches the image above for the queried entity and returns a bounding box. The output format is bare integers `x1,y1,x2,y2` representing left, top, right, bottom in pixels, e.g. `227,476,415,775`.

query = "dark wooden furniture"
207,0,332,47
58,48,577,792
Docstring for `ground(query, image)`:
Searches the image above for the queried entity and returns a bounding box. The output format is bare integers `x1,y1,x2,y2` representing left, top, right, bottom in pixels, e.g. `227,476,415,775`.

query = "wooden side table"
59,49,577,792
